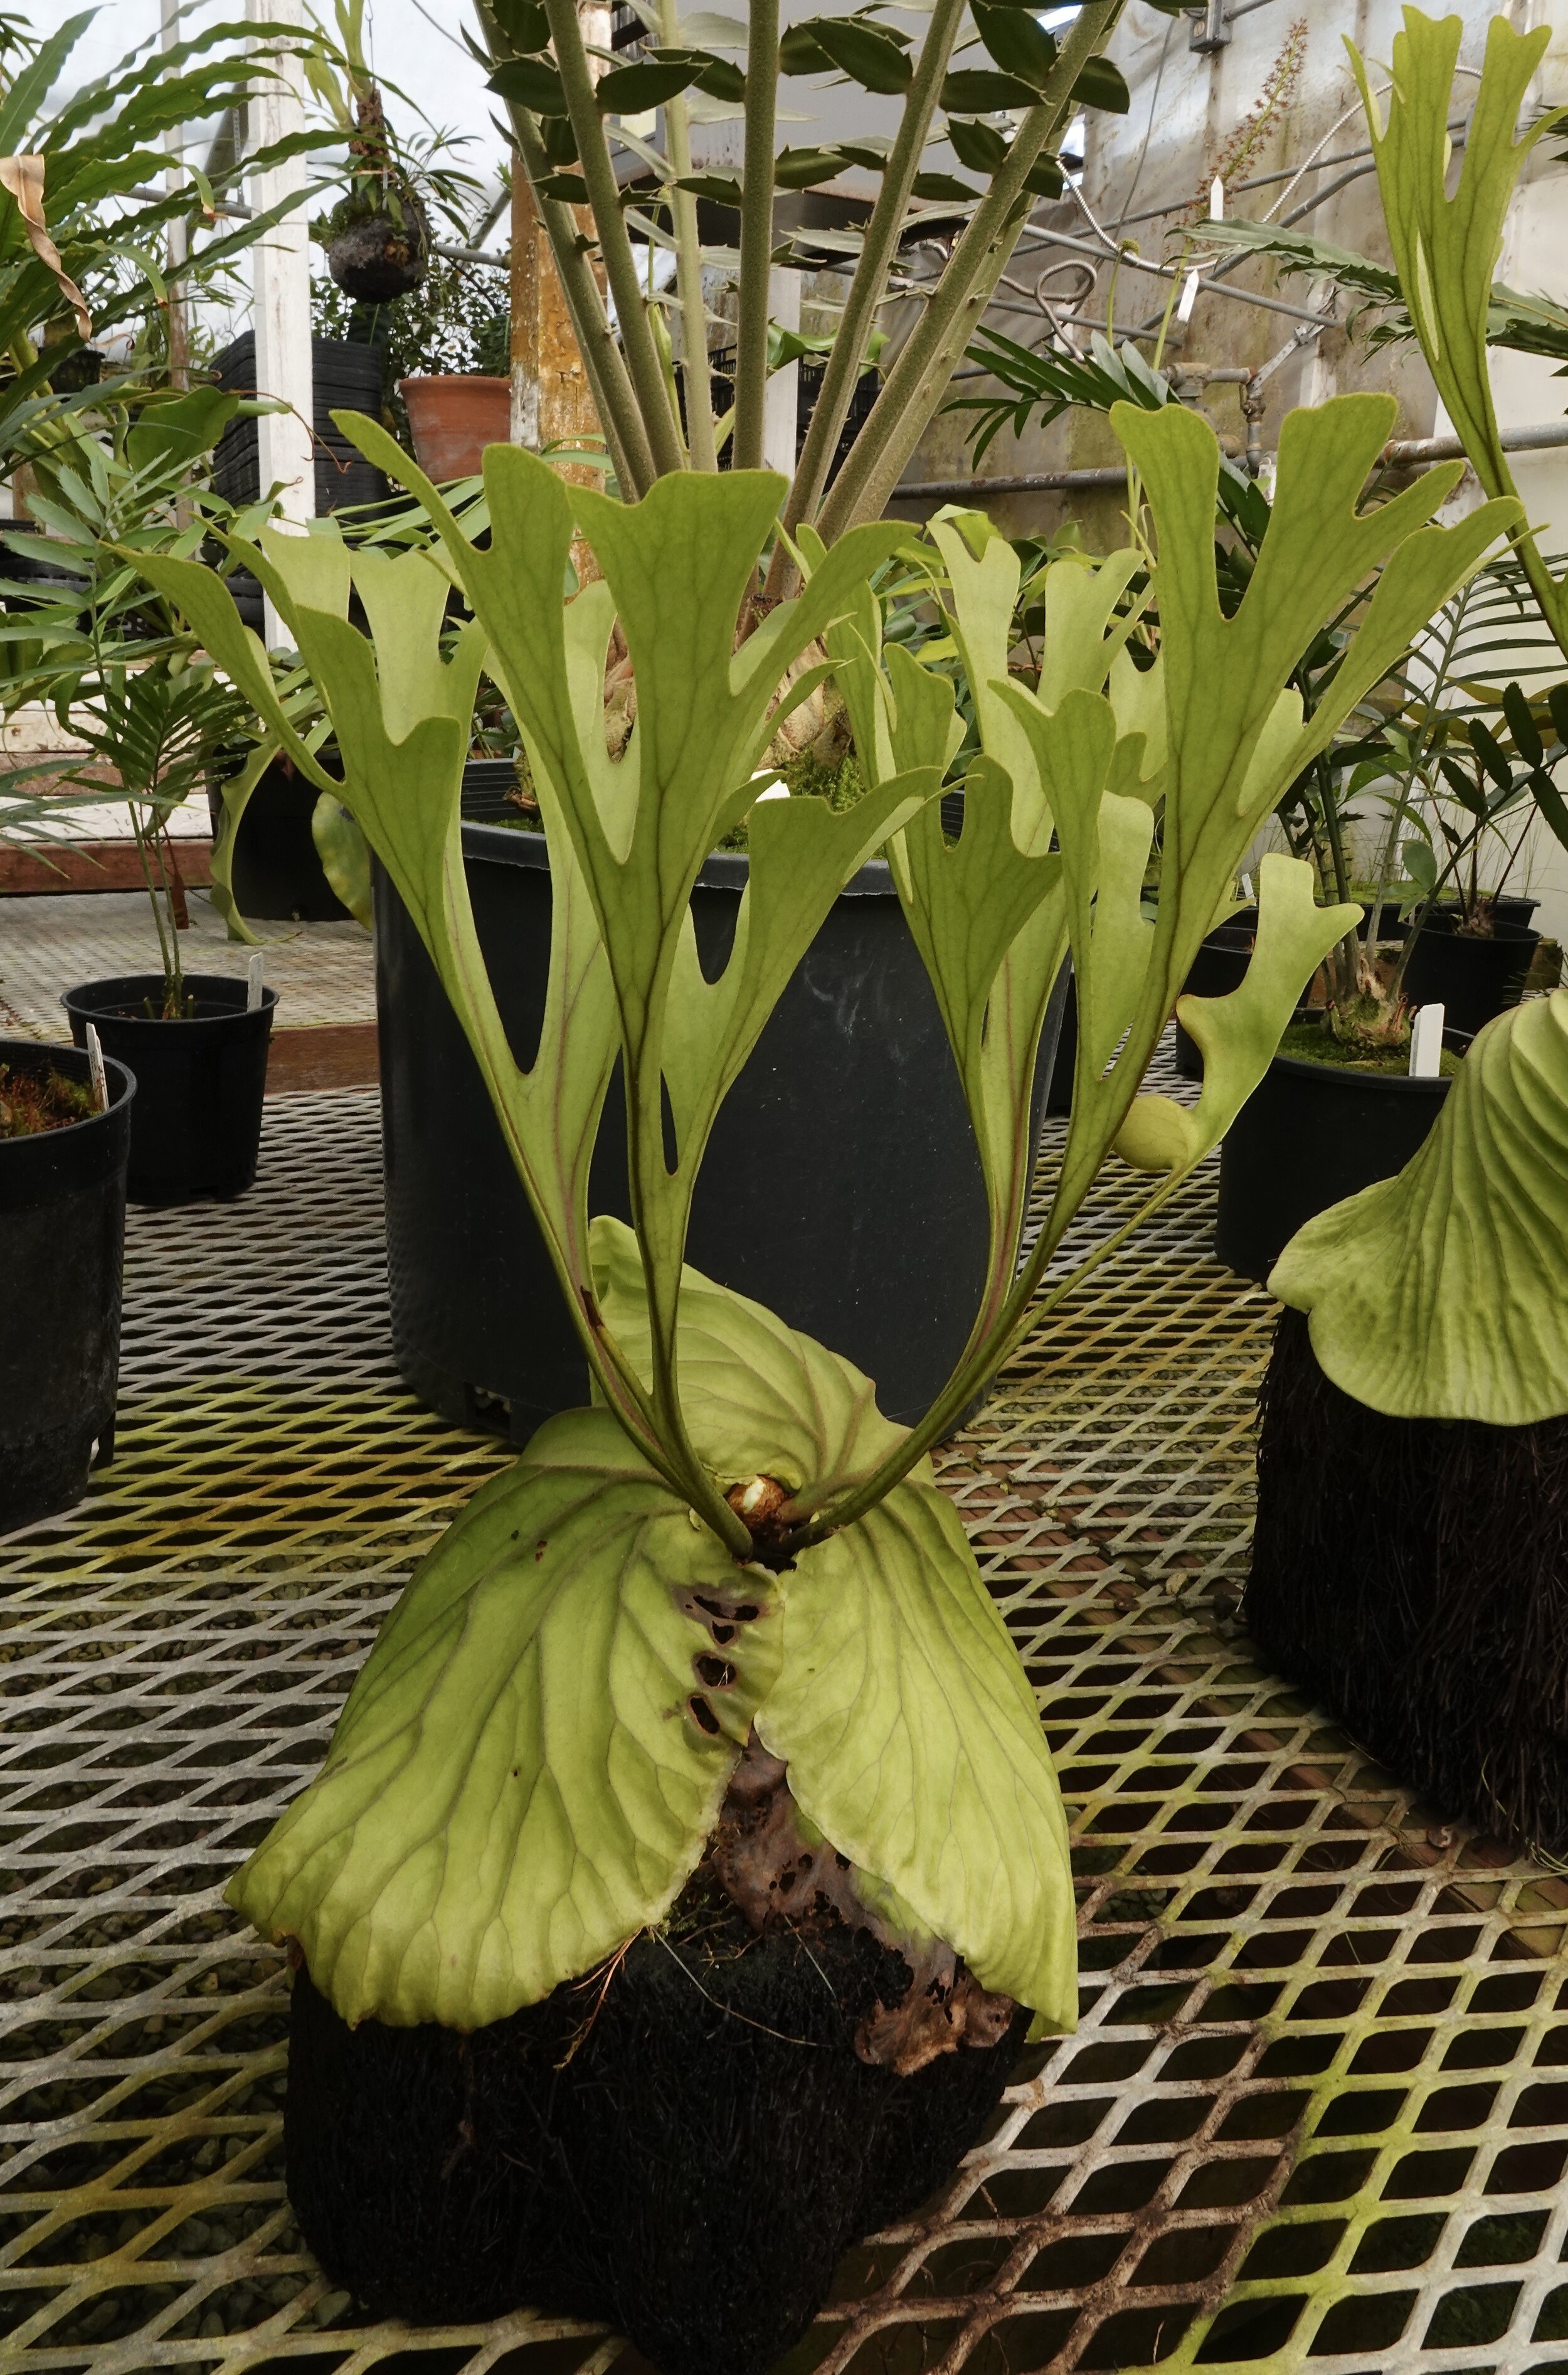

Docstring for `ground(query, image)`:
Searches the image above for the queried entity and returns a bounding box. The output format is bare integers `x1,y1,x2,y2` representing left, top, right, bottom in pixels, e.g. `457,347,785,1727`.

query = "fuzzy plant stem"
132,803,179,1011
770,0,966,558
731,0,778,474
1361,592,1468,992
475,3,652,492
540,0,687,477
1316,757,1362,1007
817,0,1130,542
657,0,716,472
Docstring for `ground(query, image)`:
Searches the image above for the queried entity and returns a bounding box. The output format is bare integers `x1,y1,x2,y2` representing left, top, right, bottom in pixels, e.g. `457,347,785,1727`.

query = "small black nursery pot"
1397,910,1540,1040
1246,1309,1568,1856
62,975,277,1205
0,1038,133,1534
1214,1030,1458,1284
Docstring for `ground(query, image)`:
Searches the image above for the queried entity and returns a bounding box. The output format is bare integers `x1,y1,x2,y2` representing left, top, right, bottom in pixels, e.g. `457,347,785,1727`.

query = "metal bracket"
1190,1,1231,53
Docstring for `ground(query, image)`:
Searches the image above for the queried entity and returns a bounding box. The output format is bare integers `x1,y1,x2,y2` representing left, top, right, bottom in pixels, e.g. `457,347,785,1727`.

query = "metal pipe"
1005,225,1335,327
1382,423,1568,467
887,419,1568,506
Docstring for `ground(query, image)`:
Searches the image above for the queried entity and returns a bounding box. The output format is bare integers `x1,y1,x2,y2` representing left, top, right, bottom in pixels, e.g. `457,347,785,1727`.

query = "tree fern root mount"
285,1782,1025,2375
1246,1309,1568,1858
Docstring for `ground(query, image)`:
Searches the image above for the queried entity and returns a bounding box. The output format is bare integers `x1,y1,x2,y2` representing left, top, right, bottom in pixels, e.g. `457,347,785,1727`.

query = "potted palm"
142,383,1506,2369
56,656,280,1204
4,400,285,1203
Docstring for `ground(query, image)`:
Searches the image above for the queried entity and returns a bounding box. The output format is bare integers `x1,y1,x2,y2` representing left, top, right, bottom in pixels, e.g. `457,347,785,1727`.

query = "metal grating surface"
3,1082,1568,2375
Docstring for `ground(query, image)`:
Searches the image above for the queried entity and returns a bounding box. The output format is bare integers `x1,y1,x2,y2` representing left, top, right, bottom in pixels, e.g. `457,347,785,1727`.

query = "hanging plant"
324,79,431,302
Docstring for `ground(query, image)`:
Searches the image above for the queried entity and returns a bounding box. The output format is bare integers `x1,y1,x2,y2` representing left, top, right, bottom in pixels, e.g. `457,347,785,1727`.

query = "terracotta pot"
396,375,511,481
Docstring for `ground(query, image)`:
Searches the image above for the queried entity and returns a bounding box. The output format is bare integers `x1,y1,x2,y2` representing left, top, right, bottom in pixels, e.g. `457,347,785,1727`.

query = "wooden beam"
0,840,213,896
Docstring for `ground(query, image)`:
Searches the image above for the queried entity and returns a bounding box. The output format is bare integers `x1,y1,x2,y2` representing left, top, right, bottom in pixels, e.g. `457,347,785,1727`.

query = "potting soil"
287,1868,1025,2375
0,1060,95,1137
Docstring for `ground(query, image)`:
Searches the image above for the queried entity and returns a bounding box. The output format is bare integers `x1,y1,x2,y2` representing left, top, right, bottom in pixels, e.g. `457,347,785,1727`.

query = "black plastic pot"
61,975,277,1206
458,757,530,824
285,1907,1025,2375
209,334,388,514
1398,911,1540,1039
1433,891,1538,930
208,755,352,924
0,1038,133,1534
1247,1308,1568,1856
376,814,1063,1434
1174,910,1259,1081
1214,1026,1458,1284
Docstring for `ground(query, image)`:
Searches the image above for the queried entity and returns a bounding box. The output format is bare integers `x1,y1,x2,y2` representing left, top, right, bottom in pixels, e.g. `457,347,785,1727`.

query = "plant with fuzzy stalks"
474,0,1137,572
136,390,1509,2349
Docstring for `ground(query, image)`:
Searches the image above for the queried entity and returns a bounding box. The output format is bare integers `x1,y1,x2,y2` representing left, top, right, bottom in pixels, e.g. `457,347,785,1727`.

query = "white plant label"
84,1023,107,1112
247,953,265,1012
1409,1002,1445,1078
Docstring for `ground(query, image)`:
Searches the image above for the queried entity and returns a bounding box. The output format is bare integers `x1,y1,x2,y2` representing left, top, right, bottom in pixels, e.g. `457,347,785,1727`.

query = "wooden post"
511,1,612,506
510,176,607,489
247,0,315,642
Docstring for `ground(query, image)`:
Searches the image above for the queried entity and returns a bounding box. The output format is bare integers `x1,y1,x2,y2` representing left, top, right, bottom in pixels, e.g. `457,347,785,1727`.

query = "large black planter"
208,756,352,924
1399,911,1540,1039
285,1901,1025,2375
0,1038,133,1534
1214,1031,1456,1284
1247,1309,1568,1855
62,975,277,1205
376,821,1063,1433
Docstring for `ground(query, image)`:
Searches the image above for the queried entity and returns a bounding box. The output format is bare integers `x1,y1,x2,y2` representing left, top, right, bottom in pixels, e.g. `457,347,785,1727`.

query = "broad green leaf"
257,519,352,624
590,1214,911,1504
139,539,623,1433
893,753,1062,1110
995,682,1153,1084
973,0,1056,86
229,1409,783,2029
310,794,371,928
206,736,280,946
1270,989,1568,1425
756,1478,1076,2026
660,764,936,1198
1036,548,1144,713
1349,9,1568,658
1113,853,1360,1177
1111,393,1518,1032
926,518,1039,846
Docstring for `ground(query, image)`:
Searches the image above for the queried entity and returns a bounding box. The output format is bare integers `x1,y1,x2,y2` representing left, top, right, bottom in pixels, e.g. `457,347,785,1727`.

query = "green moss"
0,1062,95,1139
1279,1020,1461,1079
718,750,869,853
